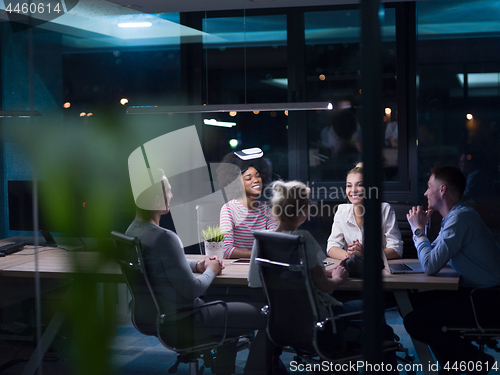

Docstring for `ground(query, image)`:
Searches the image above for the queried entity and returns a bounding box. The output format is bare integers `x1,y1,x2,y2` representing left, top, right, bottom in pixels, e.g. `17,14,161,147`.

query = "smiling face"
346,172,364,205
424,174,443,211
242,166,262,198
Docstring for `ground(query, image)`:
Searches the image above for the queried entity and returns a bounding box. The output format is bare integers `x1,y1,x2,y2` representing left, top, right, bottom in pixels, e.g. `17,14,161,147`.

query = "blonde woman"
248,180,351,322
327,163,403,260
248,180,399,371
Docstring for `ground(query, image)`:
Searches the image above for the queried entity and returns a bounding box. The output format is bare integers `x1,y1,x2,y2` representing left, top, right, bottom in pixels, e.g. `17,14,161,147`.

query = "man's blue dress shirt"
414,202,500,288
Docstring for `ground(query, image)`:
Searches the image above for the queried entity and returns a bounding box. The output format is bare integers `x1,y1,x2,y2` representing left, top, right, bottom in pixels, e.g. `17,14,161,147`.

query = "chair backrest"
196,202,225,254
112,231,229,352
253,231,320,353
111,231,161,336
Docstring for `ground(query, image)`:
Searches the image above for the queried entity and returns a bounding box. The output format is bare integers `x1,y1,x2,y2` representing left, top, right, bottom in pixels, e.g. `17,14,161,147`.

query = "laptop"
382,250,424,274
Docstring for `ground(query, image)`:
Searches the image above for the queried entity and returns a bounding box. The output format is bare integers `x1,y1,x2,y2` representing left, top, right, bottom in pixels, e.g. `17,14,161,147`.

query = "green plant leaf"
202,225,225,242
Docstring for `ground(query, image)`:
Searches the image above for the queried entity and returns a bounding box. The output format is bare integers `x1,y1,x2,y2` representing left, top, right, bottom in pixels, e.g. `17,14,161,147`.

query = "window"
201,13,289,178
417,0,500,237
304,7,400,185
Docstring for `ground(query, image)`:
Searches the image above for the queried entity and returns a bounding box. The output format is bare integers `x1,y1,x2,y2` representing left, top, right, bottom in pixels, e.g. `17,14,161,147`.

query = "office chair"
196,202,226,254
253,231,401,367
111,231,239,375
442,286,500,353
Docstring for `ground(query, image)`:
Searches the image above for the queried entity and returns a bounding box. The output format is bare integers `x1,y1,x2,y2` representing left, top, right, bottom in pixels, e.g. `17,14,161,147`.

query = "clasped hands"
346,239,363,258
196,255,225,275
326,257,350,285
406,205,433,232
325,240,363,284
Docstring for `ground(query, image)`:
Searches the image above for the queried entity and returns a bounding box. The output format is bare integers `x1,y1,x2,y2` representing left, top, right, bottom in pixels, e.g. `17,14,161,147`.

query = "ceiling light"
203,119,236,128
261,78,288,89
127,102,333,115
0,110,41,118
118,22,152,28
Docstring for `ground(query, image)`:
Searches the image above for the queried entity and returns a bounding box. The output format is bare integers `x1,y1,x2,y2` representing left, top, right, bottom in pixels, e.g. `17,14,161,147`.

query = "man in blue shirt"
405,166,500,374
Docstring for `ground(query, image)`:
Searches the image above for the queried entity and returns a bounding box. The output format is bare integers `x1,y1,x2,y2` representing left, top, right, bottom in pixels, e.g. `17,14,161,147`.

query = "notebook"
382,250,424,274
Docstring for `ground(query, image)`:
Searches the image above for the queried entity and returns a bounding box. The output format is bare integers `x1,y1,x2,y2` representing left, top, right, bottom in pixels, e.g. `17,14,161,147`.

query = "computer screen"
8,180,78,236
8,180,135,241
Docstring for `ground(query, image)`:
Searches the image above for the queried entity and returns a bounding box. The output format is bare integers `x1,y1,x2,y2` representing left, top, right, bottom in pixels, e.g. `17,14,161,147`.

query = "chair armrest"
256,257,302,272
315,310,364,330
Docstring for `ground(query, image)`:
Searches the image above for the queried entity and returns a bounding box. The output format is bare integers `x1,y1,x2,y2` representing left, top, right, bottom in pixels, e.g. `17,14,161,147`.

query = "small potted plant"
202,225,225,259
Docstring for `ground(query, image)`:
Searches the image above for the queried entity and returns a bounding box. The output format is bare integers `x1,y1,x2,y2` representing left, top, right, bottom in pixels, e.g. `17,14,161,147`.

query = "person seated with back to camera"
218,151,278,259
327,162,403,260
405,166,500,375
125,169,277,375
248,180,399,373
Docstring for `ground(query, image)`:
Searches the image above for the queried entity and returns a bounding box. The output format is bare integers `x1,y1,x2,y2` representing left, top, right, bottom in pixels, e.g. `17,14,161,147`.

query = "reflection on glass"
305,8,398,182
202,13,289,179
383,107,399,181
417,0,500,241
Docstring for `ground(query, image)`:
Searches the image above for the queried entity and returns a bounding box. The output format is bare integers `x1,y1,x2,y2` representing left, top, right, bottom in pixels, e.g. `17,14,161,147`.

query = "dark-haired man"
405,166,500,374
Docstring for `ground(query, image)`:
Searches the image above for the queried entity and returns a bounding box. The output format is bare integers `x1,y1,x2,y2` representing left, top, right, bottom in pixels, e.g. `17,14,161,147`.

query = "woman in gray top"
126,173,275,375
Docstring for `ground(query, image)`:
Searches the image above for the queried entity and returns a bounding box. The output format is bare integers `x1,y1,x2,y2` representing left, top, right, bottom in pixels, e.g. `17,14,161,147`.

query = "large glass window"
201,13,289,178
305,7,399,184
417,0,500,238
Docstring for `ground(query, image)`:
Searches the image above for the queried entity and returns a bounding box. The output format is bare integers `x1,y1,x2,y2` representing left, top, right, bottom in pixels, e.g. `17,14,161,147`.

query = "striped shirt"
220,199,278,258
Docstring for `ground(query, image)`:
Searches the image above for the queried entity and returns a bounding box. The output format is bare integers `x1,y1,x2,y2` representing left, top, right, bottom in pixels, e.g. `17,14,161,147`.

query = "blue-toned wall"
1,24,63,238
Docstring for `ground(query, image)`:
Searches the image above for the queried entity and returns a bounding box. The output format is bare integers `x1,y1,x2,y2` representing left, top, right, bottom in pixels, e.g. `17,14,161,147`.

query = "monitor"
8,180,78,246
8,180,136,244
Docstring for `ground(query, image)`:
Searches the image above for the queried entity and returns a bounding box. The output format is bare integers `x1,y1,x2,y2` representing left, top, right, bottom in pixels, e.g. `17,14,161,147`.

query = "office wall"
1,25,63,238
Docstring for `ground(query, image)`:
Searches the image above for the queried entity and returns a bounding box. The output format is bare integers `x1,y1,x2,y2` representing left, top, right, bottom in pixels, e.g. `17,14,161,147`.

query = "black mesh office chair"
442,286,500,353
112,231,238,375
253,231,400,366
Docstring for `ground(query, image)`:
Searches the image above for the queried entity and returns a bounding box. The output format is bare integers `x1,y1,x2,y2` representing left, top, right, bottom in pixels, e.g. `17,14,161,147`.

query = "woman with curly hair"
217,151,278,259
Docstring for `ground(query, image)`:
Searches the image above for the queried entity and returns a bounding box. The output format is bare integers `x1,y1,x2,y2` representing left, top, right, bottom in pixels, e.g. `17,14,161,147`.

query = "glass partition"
202,14,289,177
305,7,399,183
417,0,500,238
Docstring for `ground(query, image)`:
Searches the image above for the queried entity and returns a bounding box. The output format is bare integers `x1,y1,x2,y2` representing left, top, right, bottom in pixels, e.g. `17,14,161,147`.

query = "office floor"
1,309,499,374
109,308,422,375
112,308,500,374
